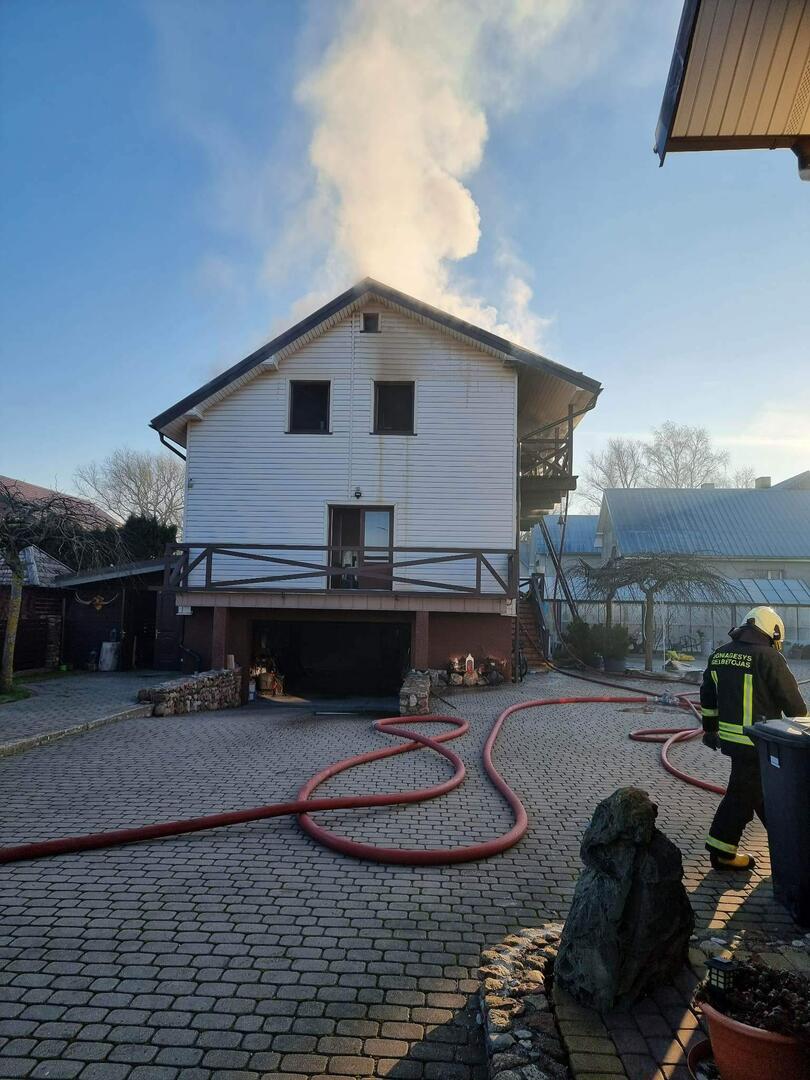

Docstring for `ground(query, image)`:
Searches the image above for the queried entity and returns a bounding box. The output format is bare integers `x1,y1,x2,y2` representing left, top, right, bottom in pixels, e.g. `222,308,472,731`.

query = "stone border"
137,669,241,715
478,924,573,1079
0,703,154,759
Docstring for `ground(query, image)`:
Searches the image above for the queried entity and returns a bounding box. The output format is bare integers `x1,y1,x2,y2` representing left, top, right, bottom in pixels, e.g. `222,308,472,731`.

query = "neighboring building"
774,470,810,490
0,475,114,673
534,477,810,655
0,546,71,671
0,475,114,526
595,484,810,585
54,559,182,672
150,278,601,695
525,514,601,577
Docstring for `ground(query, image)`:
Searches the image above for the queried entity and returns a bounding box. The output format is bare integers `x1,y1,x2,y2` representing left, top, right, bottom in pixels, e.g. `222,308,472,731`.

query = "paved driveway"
0,672,170,748
0,668,804,1079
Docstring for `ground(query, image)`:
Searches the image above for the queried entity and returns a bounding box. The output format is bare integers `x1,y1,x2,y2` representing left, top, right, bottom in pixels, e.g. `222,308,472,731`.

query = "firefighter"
700,605,806,871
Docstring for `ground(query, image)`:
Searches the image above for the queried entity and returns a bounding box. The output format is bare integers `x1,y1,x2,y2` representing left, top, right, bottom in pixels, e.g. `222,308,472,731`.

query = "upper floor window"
374,381,414,435
289,381,330,433
361,312,380,333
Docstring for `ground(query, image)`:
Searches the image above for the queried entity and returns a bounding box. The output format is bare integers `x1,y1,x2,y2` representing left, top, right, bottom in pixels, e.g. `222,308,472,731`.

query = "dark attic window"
289,381,330,433
362,312,380,333
374,381,414,435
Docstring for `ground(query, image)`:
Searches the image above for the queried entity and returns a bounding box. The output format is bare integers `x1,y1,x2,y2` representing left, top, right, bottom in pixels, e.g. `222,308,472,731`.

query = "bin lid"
747,718,810,747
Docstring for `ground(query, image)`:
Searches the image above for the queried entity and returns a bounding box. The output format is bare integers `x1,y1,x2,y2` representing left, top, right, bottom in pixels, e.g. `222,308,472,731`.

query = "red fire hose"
0,695,648,867
545,662,727,795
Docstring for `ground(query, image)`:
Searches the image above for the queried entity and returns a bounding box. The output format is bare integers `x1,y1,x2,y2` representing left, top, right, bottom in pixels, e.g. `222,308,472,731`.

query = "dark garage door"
253,619,410,696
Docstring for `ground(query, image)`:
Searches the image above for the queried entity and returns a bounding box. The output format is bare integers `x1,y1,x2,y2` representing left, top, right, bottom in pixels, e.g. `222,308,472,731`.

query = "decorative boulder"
555,786,694,1011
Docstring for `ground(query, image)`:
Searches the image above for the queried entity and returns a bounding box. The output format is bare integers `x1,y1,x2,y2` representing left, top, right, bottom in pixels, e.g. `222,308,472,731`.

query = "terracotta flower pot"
700,1001,810,1080
686,1038,712,1078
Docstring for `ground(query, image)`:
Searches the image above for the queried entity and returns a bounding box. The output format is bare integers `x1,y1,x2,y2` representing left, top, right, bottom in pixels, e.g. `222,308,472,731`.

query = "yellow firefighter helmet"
742,606,786,650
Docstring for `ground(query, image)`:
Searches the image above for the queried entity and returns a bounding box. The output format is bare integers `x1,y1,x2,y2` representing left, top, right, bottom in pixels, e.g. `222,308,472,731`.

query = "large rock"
555,786,694,1010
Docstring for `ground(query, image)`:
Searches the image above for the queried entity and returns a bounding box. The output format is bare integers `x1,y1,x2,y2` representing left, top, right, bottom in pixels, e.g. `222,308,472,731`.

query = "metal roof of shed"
538,515,599,555
547,575,810,606
601,488,810,559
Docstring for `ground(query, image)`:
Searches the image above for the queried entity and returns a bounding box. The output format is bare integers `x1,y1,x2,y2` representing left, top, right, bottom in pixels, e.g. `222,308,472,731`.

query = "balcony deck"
166,543,517,607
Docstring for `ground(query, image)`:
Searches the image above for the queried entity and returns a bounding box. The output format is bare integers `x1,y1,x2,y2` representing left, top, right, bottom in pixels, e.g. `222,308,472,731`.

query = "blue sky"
1,0,808,495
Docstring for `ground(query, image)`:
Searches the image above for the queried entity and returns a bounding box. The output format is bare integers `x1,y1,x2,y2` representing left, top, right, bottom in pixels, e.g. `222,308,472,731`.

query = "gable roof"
537,514,599,555
773,470,810,490
151,278,601,446
0,475,115,526
600,488,810,560
548,573,810,608
0,546,73,588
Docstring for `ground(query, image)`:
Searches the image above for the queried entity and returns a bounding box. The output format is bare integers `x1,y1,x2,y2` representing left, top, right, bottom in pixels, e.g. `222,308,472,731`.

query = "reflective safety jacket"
700,626,806,749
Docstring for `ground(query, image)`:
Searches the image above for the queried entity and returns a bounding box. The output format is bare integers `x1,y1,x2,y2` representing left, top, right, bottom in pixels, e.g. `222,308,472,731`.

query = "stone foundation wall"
137,669,242,716
399,670,431,715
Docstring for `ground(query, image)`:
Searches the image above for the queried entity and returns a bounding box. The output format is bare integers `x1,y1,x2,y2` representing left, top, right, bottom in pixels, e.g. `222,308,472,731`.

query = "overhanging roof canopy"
656,0,810,167
151,278,601,447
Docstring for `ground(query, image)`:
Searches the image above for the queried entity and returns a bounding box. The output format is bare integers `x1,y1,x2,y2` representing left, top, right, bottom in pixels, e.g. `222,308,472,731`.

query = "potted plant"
591,624,632,674
693,958,810,1080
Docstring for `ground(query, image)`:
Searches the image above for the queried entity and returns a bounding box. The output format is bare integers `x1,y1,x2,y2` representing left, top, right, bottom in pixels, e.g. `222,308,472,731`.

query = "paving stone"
1,669,806,1080
0,1058,38,1077
30,1062,84,1079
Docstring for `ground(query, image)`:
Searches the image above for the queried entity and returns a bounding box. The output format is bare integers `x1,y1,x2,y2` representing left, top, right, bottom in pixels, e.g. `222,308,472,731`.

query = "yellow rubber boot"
709,850,756,871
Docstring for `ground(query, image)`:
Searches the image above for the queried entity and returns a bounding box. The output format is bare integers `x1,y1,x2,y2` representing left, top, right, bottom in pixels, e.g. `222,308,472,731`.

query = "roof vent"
755,476,771,489
700,483,715,489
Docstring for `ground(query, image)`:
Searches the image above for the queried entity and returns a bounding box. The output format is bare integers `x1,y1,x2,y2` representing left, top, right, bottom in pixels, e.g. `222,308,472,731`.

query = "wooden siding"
183,308,517,592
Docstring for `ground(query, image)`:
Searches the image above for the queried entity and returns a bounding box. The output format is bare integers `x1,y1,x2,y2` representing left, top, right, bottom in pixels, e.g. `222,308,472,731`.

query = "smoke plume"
289,0,618,347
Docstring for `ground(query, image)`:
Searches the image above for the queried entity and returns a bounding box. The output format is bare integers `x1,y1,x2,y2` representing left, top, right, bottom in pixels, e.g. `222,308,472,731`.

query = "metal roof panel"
604,487,810,559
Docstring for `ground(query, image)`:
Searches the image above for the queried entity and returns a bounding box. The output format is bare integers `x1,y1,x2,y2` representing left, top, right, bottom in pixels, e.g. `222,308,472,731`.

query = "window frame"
373,380,415,436
361,312,381,333
287,380,332,435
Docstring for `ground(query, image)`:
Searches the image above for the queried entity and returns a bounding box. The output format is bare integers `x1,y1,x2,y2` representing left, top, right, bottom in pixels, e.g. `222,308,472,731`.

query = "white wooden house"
151,279,601,695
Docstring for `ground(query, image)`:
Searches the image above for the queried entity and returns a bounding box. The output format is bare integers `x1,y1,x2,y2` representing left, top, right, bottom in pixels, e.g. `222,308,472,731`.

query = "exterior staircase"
518,597,546,671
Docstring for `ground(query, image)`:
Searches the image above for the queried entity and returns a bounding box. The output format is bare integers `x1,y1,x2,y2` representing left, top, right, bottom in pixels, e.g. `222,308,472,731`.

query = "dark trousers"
707,747,765,854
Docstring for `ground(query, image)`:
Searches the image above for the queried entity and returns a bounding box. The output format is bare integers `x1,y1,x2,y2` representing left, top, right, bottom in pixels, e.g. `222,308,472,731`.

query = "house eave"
151,278,602,447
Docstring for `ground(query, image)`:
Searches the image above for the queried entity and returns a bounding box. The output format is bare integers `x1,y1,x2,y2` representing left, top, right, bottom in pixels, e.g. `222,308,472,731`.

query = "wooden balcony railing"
165,543,517,598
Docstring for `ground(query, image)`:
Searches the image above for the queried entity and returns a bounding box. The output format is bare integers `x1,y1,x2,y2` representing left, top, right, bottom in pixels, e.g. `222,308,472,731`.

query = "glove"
703,732,720,751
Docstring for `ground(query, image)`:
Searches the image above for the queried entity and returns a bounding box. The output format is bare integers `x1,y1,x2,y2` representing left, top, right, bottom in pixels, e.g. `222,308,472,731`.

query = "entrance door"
330,507,393,590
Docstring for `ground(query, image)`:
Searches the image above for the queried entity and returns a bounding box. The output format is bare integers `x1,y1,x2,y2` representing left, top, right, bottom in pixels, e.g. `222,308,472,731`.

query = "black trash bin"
748,717,810,927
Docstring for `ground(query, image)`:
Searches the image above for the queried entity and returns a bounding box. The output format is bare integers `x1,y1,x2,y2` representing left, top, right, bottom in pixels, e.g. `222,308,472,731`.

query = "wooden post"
211,607,229,670
412,611,430,671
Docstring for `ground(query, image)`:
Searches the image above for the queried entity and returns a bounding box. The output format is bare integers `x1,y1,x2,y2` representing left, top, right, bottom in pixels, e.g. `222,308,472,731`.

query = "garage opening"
252,618,410,696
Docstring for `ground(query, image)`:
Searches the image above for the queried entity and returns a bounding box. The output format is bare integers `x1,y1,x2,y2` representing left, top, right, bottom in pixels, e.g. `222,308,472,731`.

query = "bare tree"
731,466,757,489
75,448,184,527
0,481,123,691
579,437,646,507
573,553,736,671
579,424,755,508
643,422,729,489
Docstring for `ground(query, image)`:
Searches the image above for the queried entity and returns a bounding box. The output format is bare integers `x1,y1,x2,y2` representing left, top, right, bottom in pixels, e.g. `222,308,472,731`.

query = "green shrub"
591,624,632,660
561,617,599,667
